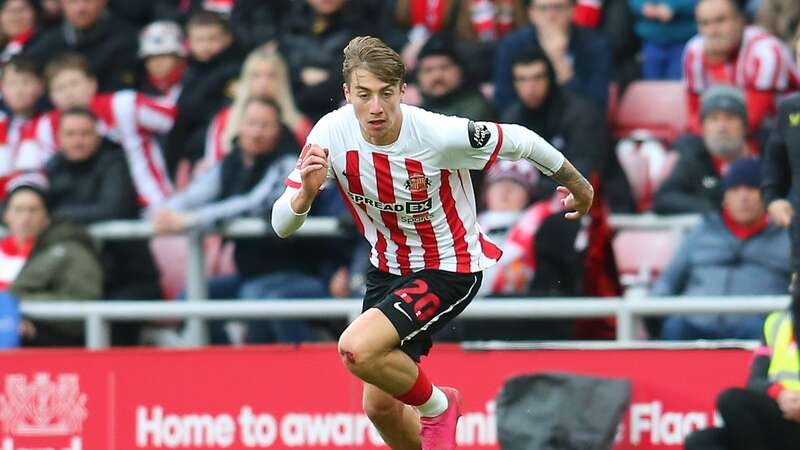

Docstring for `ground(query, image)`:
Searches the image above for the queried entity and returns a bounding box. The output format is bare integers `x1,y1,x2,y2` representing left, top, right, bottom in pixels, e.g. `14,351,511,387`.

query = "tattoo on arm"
552,160,593,198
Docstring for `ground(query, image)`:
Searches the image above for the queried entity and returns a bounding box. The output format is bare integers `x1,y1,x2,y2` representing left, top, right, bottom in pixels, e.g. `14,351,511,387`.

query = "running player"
271,36,594,450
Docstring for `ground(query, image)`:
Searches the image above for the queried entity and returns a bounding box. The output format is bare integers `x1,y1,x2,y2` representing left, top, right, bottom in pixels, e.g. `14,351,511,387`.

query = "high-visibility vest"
764,311,800,390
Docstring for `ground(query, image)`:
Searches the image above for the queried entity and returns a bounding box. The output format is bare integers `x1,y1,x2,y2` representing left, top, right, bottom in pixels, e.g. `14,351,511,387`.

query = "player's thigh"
339,308,402,357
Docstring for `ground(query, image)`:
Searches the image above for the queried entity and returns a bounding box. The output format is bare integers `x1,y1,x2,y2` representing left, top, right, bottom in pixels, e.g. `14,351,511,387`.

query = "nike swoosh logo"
393,302,413,322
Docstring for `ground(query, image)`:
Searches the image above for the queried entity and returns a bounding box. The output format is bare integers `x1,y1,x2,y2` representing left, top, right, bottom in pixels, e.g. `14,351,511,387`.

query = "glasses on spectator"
533,2,572,12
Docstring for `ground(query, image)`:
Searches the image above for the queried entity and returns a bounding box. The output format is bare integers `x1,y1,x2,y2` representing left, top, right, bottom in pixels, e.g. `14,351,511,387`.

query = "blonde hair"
342,36,405,87
221,44,304,155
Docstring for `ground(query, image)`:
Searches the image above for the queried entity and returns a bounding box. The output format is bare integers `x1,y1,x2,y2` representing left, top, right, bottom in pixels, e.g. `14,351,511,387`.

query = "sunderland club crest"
0,373,88,436
405,174,431,195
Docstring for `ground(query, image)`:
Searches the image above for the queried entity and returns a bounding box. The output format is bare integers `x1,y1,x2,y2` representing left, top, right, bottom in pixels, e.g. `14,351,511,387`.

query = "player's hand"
558,185,593,220
299,144,329,196
768,199,794,227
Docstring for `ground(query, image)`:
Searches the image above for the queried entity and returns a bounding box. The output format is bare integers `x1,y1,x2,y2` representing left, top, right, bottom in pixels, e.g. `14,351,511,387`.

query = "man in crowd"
502,47,608,201
653,157,790,340
494,0,611,112
683,0,800,134
44,107,161,345
654,85,752,214
26,0,139,91
416,32,495,121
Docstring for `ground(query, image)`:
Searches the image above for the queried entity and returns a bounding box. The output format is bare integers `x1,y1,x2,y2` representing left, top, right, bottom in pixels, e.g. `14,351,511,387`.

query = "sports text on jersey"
347,192,433,214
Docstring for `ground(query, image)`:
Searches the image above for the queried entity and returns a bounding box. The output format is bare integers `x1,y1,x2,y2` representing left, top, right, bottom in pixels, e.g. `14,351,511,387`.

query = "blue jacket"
629,0,698,45
493,25,611,112
652,213,791,297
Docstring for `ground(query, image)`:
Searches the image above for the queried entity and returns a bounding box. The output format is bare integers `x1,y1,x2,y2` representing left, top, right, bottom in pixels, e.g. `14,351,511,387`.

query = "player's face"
3,190,49,242
417,55,462,98
1,67,43,115
238,101,281,158
344,68,405,146
696,0,744,59
48,69,96,110
58,114,101,162
485,180,530,212
723,185,764,225
513,61,550,110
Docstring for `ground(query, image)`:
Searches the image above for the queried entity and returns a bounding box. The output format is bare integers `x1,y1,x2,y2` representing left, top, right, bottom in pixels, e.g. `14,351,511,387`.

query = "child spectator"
137,20,187,106
0,56,44,190
166,9,242,168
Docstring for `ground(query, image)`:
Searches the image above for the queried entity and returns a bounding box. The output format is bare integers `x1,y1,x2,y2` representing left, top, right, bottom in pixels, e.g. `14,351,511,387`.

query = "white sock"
416,386,448,417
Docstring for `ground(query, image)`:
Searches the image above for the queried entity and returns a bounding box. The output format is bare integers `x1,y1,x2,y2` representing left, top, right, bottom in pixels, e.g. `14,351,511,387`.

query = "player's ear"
343,82,351,103
399,82,406,99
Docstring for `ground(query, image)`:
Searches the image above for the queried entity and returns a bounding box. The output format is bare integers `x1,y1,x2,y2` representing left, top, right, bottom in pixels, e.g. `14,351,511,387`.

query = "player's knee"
337,334,378,376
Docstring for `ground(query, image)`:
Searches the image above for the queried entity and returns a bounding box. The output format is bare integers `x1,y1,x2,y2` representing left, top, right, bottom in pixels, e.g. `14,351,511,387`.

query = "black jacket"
166,42,243,168
653,134,723,215
502,90,609,200
45,140,161,299
230,0,291,50
279,1,373,121
26,12,139,92
762,92,800,272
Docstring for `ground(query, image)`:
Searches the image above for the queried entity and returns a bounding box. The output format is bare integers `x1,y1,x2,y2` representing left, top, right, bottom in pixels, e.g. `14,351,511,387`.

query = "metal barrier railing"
20,296,789,349
16,214,705,348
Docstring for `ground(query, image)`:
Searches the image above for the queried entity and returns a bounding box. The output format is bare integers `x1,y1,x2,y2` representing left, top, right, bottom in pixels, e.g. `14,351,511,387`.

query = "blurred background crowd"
0,0,797,347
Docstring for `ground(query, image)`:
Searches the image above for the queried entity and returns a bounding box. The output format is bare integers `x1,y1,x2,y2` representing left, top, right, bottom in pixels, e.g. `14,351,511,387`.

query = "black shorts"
362,267,482,362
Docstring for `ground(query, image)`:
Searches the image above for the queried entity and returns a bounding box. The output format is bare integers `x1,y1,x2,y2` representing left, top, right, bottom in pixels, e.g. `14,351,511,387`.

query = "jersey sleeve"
428,111,564,175
748,39,796,91
284,117,335,189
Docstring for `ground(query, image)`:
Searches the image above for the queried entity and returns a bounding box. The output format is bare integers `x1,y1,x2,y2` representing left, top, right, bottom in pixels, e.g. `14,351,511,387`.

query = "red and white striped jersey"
19,91,175,206
0,112,41,179
284,104,564,275
683,26,800,93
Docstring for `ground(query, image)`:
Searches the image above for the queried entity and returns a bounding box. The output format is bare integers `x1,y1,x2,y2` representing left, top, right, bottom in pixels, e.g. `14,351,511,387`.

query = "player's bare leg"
338,309,462,449
362,383,421,449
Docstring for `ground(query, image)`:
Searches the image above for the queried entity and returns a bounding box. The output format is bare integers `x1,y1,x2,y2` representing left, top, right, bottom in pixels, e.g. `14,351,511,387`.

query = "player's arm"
481,121,594,219
271,144,329,238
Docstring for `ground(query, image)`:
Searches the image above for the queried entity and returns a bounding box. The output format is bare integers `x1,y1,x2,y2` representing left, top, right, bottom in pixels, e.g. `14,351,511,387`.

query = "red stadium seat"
616,136,679,211
613,81,687,144
150,235,226,299
613,230,679,291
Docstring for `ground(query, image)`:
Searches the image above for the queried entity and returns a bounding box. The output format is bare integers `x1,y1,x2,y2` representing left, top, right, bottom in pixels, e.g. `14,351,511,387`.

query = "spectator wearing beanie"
416,32,495,121
654,84,752,214
1,172,103,347
652,157,791,340
137,20,187,106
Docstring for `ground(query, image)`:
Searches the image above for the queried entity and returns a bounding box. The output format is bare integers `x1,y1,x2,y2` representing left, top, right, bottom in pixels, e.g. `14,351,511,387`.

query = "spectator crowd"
0,0,797,348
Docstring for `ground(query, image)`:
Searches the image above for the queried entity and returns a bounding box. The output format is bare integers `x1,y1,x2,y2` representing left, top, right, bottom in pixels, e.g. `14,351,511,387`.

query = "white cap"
139,21,187,58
